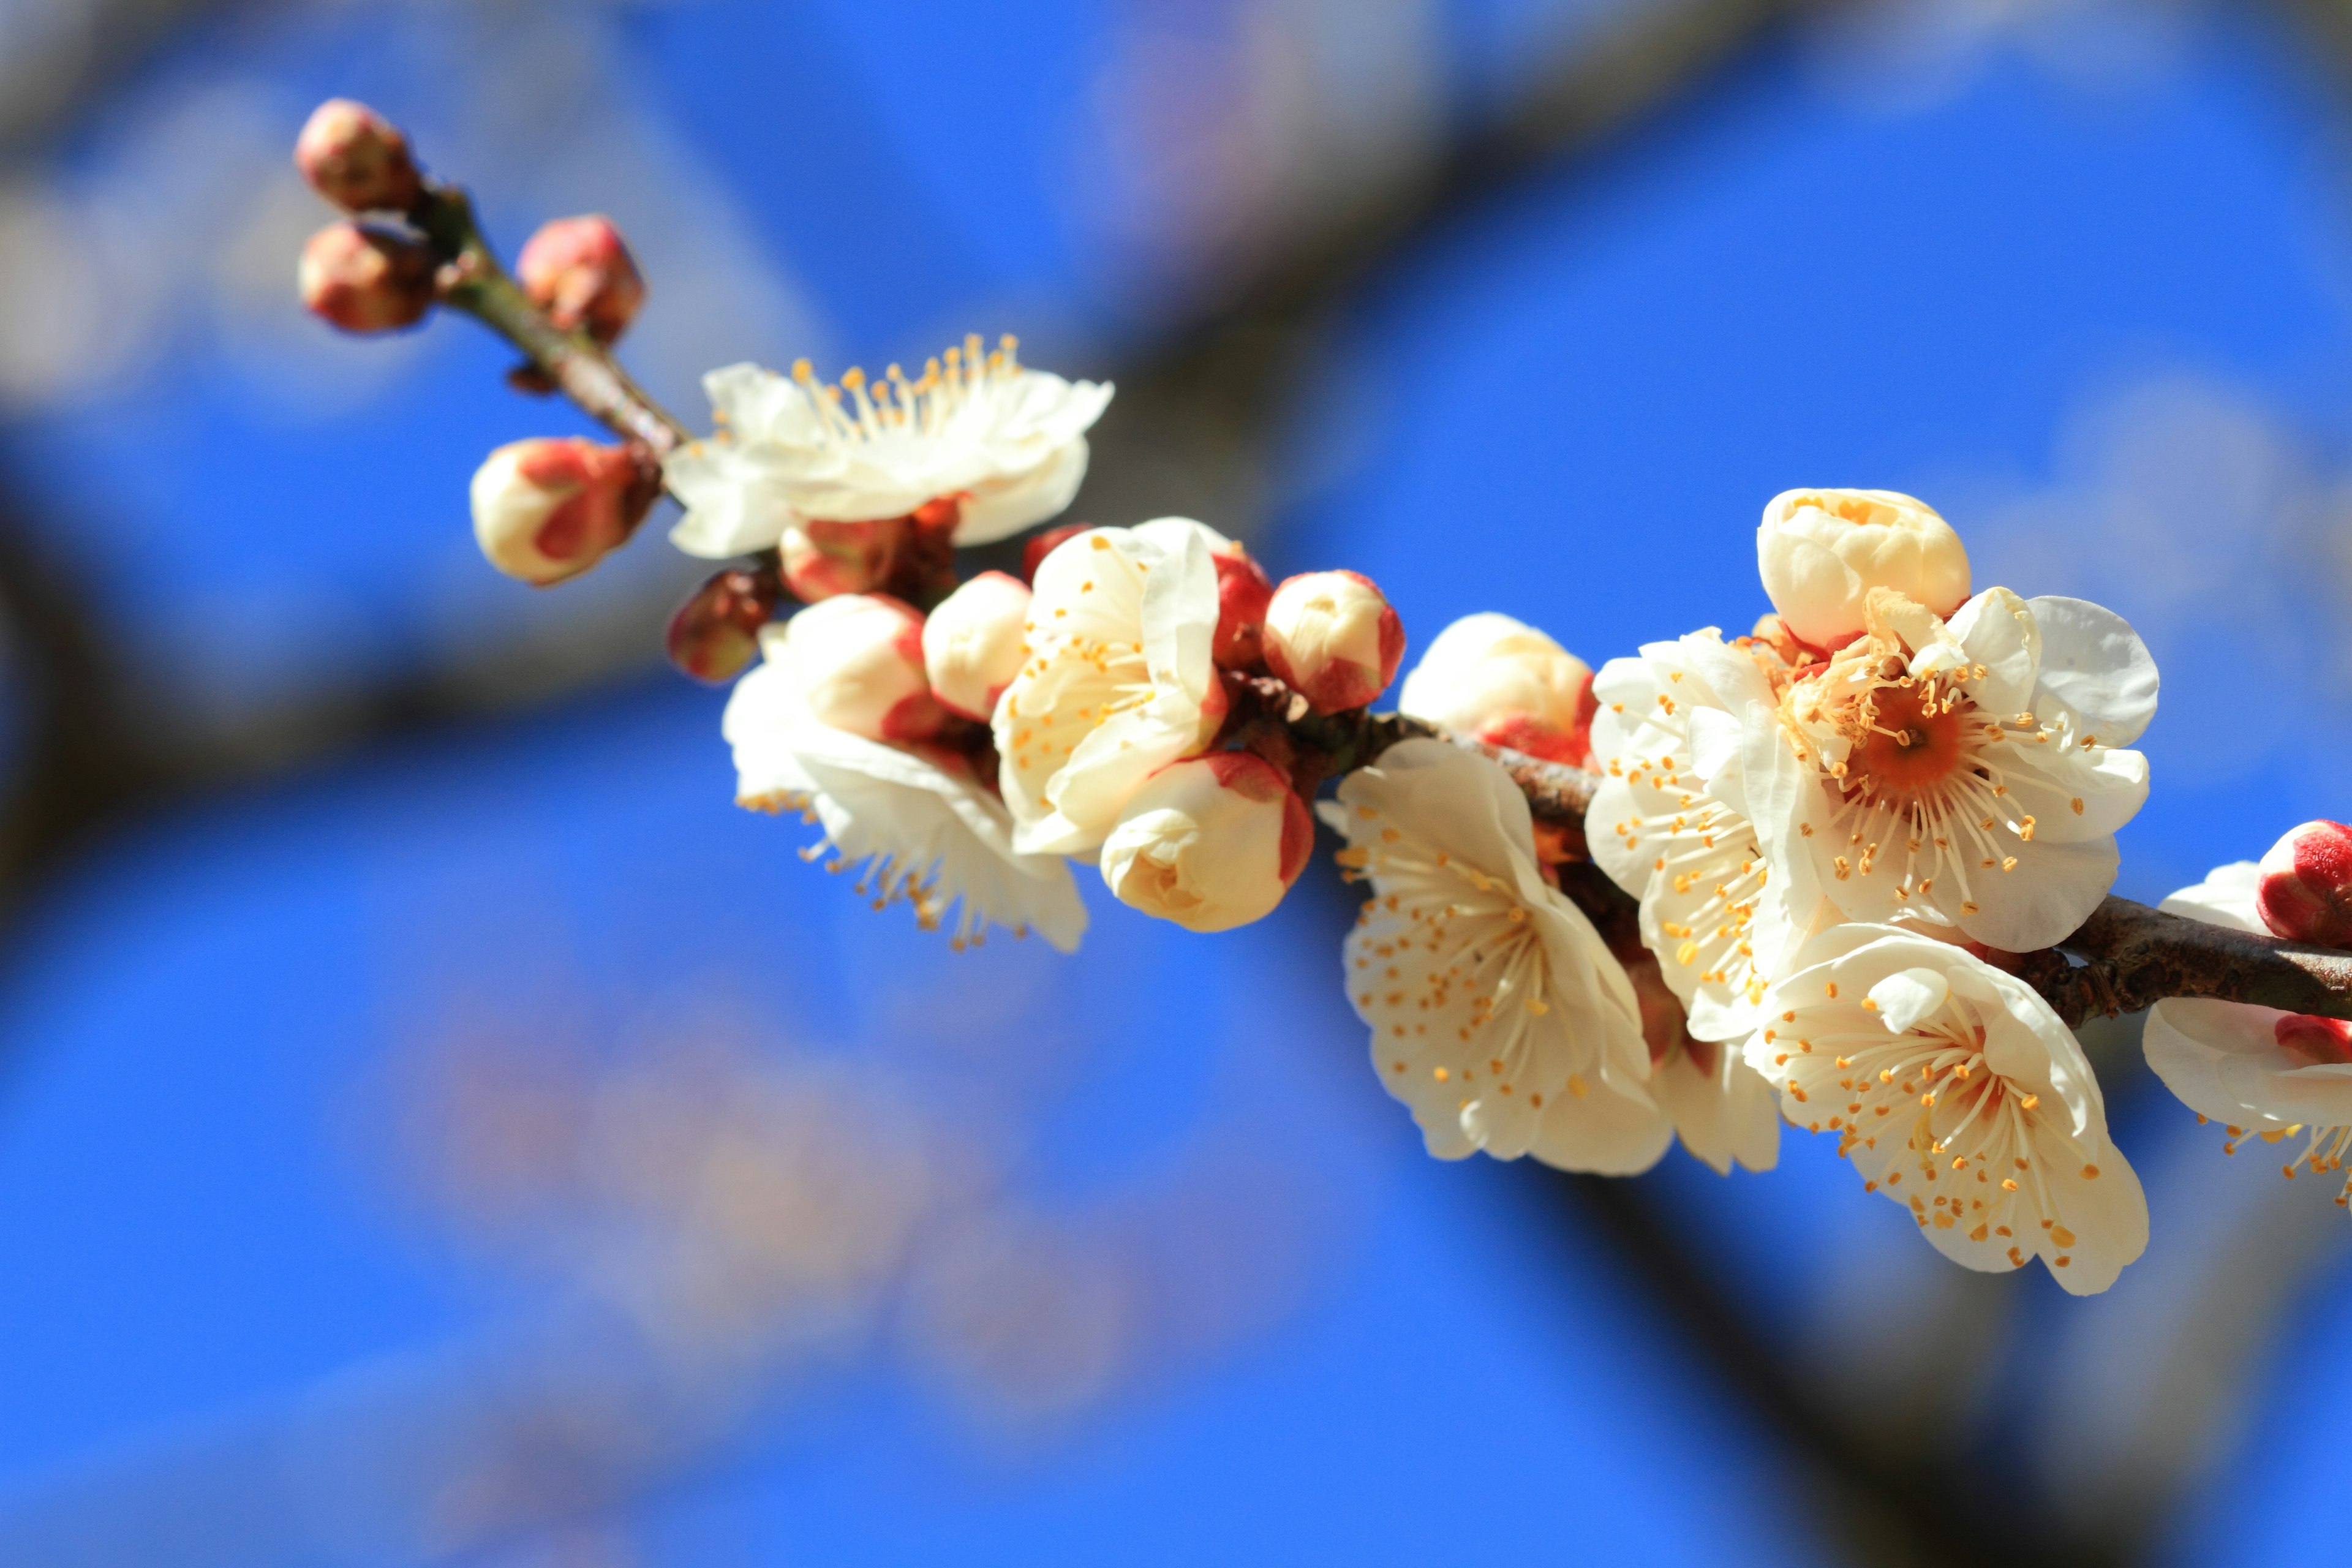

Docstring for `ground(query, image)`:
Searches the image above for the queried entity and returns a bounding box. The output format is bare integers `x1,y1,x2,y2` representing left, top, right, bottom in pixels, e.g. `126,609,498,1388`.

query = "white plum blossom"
994,519,1228,856
1398,611,1596,765
1099,752,1311,932
1588,627,1833,1047
1746,922,2147,1294
1757,488,1971,650
922,571,1031,722
2143,861,2352,1208
1762,587,2155,952
1264,570,1404,714
665,336,1113,558
779,594,944,742
1325,739,1668,1173
725,624,1086,952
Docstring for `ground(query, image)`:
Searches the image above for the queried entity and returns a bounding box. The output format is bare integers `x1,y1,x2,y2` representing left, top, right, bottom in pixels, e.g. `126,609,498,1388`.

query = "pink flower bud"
298,222,435,333
921,571,1030,721
516,214,647,345
470,437,660,586
1212,547,1273,669
294,99,423,213
1397,612,1595,766
1021,522,1090,584
1098,752,1312,932
783,594,946,742
2272,1014,2352,1066
781,517,906,601
667,565,782,684
2256,820,2352,948
1262,570,1404,714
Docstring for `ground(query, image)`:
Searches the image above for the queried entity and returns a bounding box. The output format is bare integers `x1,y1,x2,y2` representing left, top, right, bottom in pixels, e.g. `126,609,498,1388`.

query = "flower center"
1847,680,1969,803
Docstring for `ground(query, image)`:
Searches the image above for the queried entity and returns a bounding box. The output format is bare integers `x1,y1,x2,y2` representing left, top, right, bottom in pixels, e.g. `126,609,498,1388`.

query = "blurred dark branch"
0,0,265,153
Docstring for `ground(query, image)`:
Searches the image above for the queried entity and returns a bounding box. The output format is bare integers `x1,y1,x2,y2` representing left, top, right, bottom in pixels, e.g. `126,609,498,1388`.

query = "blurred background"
0,0,2349,1562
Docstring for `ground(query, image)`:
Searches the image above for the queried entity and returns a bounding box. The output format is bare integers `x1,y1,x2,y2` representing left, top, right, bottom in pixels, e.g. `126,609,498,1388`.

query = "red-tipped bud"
2256,820,2352,948
1098,752,1312,932
1396,612,1595,766
1262,570,1404,714
299,222,435,333
921,571,1030,721
295,99,423,213
516,214,646,345
781,594,945,742
667,566,782,684
782,516,907,601
1021,523,1089,584
1211,547,1273,669
470,437,660,586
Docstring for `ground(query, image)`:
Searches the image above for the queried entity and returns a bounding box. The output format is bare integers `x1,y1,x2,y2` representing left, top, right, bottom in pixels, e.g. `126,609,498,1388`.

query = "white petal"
1950,587,2041,715
1867,967,1950,1033
2157,862,2264,935
2027,595,2158,747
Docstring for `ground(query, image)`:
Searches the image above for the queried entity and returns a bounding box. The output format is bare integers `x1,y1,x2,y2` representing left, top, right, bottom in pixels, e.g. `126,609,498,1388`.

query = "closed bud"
516,214,646,344
1397,612,1596,766
470,437,660,586
1757,488,1970,649
2256,820,2352,949
921,570,1030,721
294,99,422,213
781,517,905,601
298,222,435,333
1212,545,1274,669
667,566,781,684
1263,569,1404,714
783,594,946,742
1099,753,1312,933
1021,522,1089,584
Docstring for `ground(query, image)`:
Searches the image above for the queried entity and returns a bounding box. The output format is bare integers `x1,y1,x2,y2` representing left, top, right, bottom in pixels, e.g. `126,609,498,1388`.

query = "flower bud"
1212,546,1273,669
1262,570,1404,714
470,437,660,586
783,594,946,742
667,565,782,684
298,222,435,333
921,571,1030,721
293,99,422,213
1098,752,1311,933
1757,488,1970,649
1396,612,1595,766
1021,522,1089,584
516,214,646,344
781,517,906,601
2256,820,2352,949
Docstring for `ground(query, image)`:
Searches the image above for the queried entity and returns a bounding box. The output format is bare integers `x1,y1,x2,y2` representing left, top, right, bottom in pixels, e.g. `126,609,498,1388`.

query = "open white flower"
1762,587,2155,952
1746,923,2147,1294
665,336,1113,557
1588,628,1833,1046
726,625,1087,952
1325,739,1667,1174
994,518,1227,856
2143,862,2352,1208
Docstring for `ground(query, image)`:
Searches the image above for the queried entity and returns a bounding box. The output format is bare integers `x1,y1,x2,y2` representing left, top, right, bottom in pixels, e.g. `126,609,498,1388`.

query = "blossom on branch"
470,437,660,585
1746,923,2147,1294
1765,587,2155,952
922,571,1033,723
1398,612,1597,766
725,625,1085,952
663,337,1112,561
1327,741,1667,1172
1100,753,1311,932
1264,570,1404,714
1756,488,1971,650
774,594,945,743
2143,858,2352,1207
995,519,1227,855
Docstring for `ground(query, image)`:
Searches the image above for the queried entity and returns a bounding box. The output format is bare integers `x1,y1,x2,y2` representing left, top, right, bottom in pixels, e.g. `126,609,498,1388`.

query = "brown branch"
2031,897,2352,1027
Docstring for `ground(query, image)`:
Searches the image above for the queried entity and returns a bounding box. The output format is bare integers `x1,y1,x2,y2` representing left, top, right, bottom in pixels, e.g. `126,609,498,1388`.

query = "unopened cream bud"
2256,820,2352,949
921,571,1030,721
1757,488,1970,649
1099,752,1311,933
783,594,946,742
294,99,422,213
1396,612,1596,766
781,517,905,601
666,565,781,684
470,437,660,586
1212,546,1273,669
1263,570,1404,714
1021,522,1089,584
516,214,646,344
298,222,435,333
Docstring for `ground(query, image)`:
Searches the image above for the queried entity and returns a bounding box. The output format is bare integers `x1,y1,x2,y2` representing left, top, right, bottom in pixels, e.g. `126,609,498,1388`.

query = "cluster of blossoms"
293,99,2352,1303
